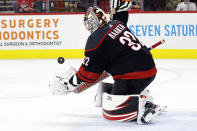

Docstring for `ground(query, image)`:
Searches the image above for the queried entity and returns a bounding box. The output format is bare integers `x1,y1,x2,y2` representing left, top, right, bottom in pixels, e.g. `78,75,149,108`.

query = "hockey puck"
57,57,65,64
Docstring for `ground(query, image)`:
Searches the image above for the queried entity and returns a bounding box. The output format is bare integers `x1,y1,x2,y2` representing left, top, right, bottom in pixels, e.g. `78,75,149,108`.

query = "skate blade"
143,105,167,123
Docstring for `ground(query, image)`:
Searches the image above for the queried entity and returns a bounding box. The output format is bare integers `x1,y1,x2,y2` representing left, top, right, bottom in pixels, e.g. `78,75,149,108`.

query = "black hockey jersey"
76,20,157,83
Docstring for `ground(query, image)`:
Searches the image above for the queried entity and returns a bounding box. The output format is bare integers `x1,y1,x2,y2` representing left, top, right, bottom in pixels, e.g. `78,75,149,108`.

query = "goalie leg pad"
102,92,139,122
102,92,163,124
94,82,113,107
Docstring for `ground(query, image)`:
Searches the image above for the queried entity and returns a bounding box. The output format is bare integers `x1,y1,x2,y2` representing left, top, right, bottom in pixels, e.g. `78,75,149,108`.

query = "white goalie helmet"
84,6,108,33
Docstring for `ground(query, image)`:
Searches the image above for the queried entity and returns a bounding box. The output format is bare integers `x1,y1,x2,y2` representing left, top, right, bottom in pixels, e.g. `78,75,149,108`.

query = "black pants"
102,75,156,95
113,11,129,25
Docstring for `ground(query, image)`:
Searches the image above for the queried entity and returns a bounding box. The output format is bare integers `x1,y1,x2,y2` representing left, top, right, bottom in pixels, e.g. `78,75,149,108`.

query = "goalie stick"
72,39,165,94
148,39,165,50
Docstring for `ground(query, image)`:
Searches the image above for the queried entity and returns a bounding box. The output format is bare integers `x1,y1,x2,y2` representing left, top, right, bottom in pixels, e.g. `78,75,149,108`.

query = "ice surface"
0,59,197,131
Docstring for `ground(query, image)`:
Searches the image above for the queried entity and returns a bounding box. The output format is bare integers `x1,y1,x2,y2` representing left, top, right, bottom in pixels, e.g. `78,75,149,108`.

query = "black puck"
57,57,65,64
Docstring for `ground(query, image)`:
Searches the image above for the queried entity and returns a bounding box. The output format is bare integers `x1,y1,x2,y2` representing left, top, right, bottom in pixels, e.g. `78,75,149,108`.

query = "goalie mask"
84,6,108,33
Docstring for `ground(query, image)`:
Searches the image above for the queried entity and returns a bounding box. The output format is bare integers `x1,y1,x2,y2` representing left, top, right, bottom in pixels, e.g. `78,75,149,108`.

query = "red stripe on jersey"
76,72,95,83
76,66,102,83
113,67,157,80
85,22,120,52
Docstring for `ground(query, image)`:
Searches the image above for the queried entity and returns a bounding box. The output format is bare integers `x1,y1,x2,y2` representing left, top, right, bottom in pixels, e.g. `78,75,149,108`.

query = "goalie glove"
49,64,81,95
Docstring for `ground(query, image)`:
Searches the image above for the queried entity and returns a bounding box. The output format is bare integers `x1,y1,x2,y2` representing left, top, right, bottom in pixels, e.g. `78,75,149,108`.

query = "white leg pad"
94,83,104,107
102,93,139,122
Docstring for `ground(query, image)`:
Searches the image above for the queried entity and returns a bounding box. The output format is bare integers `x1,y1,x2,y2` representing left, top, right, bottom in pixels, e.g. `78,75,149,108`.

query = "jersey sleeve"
76,36,109,83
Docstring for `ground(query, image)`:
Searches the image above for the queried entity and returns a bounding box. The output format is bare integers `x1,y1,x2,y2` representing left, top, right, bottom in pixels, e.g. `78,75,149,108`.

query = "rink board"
0,12,197,59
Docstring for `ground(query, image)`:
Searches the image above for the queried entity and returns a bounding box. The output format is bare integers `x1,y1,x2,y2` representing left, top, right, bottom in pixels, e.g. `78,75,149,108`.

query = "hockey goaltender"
49,6,166,124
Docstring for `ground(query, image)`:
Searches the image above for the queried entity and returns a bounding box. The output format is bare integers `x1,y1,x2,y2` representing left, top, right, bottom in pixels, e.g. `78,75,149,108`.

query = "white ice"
0,59,197,131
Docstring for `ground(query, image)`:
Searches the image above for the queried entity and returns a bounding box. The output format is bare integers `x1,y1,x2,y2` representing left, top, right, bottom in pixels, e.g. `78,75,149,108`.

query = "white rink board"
0,14,89,50
128,13,197,49
0,13,197,50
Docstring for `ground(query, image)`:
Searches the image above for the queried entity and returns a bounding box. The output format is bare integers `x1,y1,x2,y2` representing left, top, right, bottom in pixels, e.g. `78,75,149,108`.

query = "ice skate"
142,102,167,123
